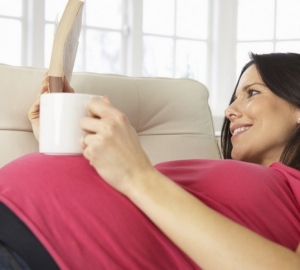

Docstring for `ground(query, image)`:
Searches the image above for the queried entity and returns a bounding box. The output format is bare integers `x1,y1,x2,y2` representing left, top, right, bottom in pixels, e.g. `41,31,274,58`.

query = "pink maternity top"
0,153,299,269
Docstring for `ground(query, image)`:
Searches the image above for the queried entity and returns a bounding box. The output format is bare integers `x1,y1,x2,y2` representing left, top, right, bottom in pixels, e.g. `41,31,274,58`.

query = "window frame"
9,0,299,133
0,0,238,132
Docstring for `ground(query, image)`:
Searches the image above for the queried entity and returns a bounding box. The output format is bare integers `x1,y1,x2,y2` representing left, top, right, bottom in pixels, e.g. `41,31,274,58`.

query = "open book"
48,0,84,92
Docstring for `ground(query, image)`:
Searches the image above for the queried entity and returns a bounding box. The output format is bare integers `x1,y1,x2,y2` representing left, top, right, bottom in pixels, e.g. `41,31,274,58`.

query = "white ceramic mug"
39,93,101,155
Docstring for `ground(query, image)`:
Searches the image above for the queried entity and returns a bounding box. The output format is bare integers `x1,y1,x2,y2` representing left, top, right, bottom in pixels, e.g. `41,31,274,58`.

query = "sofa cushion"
0,64,221,167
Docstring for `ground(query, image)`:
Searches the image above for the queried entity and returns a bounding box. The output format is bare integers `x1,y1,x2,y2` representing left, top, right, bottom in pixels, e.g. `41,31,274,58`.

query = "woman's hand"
28,74,74,141
79,96,155,195
80,98,300,270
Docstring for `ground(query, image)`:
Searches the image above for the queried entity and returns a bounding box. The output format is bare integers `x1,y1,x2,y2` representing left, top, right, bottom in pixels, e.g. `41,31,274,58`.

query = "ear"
296,110,300,124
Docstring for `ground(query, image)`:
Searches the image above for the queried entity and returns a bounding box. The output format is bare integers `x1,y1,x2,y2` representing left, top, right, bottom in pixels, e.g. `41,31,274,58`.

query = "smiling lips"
231,125,252,136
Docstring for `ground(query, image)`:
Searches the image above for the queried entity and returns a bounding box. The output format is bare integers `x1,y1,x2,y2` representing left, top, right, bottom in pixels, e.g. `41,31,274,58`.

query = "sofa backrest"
0,64,221,168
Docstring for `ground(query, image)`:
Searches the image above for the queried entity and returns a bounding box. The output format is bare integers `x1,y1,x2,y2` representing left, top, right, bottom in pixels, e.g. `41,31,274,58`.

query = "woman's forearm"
79,97,300,269
127,169,300,270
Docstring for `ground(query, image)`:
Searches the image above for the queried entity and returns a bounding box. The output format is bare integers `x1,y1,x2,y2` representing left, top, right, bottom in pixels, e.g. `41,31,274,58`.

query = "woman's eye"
247,89,259,97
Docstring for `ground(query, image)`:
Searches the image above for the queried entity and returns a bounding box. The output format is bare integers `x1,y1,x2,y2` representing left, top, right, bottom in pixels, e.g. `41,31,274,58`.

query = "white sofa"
0,64,221,168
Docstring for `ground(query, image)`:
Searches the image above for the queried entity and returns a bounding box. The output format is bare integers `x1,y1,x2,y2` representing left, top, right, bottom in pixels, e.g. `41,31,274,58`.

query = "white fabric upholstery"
0,64,221,168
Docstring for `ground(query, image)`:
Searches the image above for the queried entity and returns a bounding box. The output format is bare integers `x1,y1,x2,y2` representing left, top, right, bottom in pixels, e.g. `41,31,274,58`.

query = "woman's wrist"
122,166,162,201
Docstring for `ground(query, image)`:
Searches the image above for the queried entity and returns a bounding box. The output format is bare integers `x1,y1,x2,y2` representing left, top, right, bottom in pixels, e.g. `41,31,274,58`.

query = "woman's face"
225,64,300,166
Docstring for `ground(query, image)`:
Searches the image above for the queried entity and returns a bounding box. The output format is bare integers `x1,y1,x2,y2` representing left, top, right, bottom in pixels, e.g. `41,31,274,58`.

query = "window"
236,0,300,77
77,0,126,74
0,0,23,66
142,0,209,84
45,0,126,74
45,0,68,67
1,0,300,132
1,0,210,82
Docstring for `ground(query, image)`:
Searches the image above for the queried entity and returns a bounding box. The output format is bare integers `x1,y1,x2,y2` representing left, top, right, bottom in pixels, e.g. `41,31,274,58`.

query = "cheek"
244,101,263,119
244,99,278,121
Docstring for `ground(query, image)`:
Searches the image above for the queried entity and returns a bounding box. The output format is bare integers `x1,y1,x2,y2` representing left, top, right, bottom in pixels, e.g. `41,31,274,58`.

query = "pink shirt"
0,153,299,269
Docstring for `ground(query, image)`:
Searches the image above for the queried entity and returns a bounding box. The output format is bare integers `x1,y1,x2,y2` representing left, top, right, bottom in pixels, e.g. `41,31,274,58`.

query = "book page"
63,6,83,83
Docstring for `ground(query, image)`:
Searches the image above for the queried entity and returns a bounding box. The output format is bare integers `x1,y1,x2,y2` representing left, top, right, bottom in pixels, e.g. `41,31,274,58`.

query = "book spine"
49,76,64,93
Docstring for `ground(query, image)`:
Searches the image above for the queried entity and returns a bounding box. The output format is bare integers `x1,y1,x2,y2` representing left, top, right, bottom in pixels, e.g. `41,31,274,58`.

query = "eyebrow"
233,82,267,99
242,82,266,91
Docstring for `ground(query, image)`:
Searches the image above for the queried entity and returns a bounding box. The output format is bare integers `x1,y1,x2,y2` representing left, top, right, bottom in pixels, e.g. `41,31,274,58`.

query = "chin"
230,150,247,162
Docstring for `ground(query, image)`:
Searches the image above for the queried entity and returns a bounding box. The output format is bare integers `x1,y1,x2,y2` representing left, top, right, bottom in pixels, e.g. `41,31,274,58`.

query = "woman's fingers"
85,96,116,120
63,77,75,93
102,95,110,104
28,73,50,141
29,76,49,118
81,110,129,141
79,97,154,196
80,117,102,133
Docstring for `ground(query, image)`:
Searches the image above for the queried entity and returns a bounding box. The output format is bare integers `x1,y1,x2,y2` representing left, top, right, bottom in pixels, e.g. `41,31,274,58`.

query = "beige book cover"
48,0,84,92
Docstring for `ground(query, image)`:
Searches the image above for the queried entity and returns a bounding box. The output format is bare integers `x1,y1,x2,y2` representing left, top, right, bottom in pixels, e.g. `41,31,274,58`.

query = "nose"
224,100,242,120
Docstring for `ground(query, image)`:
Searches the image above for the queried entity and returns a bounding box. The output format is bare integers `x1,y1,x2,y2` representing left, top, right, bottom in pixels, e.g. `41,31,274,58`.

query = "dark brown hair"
221,52,300,170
